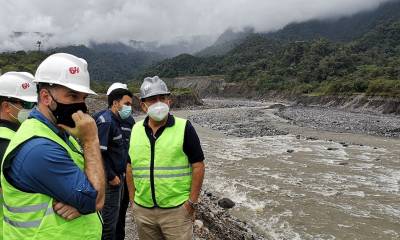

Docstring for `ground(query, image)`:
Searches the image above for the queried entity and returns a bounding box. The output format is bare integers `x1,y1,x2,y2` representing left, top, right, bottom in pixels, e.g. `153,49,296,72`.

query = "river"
174,99,400,240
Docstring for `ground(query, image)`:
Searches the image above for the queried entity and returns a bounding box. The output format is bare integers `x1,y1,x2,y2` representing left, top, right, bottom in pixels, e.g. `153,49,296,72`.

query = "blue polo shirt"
93,110,134,181
3,109,98,214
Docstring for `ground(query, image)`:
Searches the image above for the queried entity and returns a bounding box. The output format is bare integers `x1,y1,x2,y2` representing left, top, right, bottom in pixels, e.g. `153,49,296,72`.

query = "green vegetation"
0,51,48,74
139,19,400,97
53,45,163,82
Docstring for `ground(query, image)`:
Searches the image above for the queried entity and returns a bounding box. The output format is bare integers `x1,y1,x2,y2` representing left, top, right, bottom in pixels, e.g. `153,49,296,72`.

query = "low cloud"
0,0,392,51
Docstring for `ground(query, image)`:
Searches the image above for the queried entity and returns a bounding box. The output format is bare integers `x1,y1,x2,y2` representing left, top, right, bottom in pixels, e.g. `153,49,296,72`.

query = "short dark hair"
108,88,133,107
36,83,57,101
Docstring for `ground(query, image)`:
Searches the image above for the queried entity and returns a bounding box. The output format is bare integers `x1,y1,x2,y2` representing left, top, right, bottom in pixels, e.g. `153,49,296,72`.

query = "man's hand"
183,201,195,222
53,201,81,221
58,110,98,144
108,176,121,186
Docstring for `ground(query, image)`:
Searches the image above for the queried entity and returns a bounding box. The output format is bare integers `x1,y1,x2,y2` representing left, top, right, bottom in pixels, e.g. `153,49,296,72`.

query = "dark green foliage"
0,51,48,75
53,45,163,82
138,54,224,79
139,18,400,97
0,45,163,86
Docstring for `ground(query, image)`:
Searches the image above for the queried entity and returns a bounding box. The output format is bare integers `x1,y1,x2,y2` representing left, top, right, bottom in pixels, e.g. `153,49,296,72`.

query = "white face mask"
17,109,31,123
9,103,31,123
146,101,169,122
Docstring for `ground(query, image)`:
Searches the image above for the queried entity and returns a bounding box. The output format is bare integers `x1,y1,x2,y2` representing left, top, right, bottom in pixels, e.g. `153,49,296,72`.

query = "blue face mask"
118,105,132,120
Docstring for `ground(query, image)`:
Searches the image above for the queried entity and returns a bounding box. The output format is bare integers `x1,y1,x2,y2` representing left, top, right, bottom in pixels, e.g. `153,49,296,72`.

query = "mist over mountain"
197,0,400,57
264,0,400,42
139,0,400,97
196,27,254,57
0,0,391,52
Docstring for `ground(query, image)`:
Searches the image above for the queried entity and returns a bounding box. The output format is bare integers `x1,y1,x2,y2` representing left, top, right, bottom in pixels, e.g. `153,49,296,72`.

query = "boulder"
218,198,235,209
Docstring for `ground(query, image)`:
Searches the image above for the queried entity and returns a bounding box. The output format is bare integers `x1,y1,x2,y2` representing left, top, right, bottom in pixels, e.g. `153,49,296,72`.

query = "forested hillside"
0,45,163,84
140,17,400,97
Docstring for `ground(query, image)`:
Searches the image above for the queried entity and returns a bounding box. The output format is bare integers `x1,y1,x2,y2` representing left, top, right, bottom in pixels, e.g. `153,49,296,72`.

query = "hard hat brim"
140,90,171,99
66,83,97,95
16,95,38,103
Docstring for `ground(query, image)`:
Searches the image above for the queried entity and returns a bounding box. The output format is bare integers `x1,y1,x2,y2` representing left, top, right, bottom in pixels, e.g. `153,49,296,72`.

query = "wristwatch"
187,199,199,210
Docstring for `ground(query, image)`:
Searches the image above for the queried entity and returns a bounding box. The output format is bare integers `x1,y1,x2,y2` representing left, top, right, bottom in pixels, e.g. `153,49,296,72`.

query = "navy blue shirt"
93,110,134,181
121,114,135,164
3,109,98,214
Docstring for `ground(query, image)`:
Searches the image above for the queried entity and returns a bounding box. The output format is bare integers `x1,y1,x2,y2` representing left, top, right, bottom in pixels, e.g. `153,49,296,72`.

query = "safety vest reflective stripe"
134,165,190,171
133,172,192,179
4,207,54,228
4,202,48,213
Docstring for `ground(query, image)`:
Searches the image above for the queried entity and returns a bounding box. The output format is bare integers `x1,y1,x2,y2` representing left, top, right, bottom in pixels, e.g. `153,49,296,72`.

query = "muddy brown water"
172,102,400,240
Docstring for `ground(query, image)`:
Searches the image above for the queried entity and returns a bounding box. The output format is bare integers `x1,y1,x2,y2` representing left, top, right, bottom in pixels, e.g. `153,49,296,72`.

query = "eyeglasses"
143,94,169,104
9,100,36,109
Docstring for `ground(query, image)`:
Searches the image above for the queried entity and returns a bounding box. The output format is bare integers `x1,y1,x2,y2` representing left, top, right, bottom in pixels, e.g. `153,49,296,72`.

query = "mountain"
264,0,400,42
196,0,400,58
196,27,254,57
128,36,215,57
138,17,400,97
52,45,164,82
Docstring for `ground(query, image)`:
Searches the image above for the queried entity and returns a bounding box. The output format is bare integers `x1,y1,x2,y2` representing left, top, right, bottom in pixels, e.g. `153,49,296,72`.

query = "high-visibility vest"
129,116,192,208
0,126,16,240
1,118,102,240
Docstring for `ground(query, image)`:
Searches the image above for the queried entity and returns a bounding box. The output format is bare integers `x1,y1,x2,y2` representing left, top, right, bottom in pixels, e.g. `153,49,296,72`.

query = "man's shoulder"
122,115,135,127
20,137,65,154
93,109,113,125
13,137,69,168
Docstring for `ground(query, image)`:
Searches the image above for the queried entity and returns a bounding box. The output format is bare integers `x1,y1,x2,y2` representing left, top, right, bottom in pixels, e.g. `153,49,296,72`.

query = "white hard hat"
140,76,170,99
0,72,37,102
34,53,96,95
107,82,128,95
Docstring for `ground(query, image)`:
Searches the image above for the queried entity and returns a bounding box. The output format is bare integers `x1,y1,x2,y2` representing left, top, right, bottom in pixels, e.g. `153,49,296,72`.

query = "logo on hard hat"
21,82,30,90
143,83,151,92
69,67,80,74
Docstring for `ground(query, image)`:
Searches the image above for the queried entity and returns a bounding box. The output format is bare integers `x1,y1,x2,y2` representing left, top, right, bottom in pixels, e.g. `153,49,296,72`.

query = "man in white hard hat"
1,53,105,239
129,76,205,240
0,71,37,240
93,82,134,240
0,72,37,160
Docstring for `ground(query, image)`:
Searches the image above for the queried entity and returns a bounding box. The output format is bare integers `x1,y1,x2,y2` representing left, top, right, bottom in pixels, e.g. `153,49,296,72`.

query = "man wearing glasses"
0,71,37,240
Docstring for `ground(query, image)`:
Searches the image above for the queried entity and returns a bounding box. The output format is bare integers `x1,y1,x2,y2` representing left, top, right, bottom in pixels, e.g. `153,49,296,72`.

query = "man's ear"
112,100,120,109
140,102,147,113
1,101,11,114
39,89,52,106
167,98,173,107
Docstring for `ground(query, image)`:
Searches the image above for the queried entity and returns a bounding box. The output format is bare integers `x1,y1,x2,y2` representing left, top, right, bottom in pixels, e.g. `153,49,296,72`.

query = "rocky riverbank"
164,76,400,115
186,99,400,139
276,106,400,138
123,191,264,240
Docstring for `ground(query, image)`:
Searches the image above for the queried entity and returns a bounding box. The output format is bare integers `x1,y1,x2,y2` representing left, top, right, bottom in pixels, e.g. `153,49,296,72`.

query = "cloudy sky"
0,0,392,51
